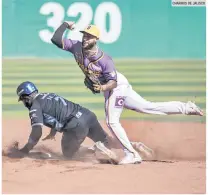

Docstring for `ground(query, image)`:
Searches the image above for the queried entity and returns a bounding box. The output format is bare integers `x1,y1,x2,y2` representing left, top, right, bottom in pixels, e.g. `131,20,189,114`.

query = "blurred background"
2,0,206,123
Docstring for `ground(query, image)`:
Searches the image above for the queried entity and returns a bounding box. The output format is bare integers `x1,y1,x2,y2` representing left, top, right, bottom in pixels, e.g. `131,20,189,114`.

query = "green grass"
2,59,206,123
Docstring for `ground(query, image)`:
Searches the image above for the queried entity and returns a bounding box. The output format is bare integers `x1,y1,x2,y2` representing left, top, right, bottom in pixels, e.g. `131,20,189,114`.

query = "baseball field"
2,59,206,193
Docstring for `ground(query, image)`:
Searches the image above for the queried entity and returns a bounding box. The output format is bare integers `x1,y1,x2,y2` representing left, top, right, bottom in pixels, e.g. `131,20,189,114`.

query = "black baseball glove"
84,76,101,94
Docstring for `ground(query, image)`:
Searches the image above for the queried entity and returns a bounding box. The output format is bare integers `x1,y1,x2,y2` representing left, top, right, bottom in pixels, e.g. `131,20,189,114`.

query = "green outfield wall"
3,0,206,58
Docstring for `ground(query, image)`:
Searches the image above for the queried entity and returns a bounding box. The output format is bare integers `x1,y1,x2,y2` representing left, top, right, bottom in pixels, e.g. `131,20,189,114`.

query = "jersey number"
40,93,67,106
54,96,67,106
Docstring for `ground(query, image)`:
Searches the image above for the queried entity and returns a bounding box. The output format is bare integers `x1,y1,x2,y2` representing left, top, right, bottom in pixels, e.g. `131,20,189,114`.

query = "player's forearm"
50,128,57,137
102,80,117,91
51,22,69,48
21,126,42,153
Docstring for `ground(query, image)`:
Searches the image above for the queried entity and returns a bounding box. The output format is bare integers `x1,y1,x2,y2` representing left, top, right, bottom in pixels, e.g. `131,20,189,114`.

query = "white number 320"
39,2,122,44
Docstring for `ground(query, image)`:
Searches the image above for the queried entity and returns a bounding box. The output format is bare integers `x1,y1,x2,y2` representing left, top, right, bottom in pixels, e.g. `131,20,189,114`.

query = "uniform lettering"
54,96,67,106
115,97,125,108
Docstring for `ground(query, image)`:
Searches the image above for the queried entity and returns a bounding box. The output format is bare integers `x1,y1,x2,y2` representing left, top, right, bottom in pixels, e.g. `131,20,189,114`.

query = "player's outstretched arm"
19,125,43,154
51,21,75,49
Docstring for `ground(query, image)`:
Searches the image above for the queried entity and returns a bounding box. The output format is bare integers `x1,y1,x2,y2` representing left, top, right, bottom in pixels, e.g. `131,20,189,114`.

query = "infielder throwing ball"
51,22,203,165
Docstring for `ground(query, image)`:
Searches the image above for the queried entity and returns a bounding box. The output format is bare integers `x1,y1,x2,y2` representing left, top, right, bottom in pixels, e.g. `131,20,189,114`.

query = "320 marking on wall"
39,2,122,44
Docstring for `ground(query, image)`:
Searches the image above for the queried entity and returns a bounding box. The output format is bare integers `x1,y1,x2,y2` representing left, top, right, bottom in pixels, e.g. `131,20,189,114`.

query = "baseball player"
51,22,203,164
15,81,121,162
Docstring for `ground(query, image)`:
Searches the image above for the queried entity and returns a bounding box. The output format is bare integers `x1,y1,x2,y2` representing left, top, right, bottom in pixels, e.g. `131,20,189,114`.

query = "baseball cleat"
131,142,154,159
185,101,203,116
94,141,119,164
118,151,142,165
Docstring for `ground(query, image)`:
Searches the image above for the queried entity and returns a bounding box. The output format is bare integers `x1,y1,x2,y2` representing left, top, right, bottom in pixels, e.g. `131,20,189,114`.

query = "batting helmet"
16,81,38,101
80,25,100,39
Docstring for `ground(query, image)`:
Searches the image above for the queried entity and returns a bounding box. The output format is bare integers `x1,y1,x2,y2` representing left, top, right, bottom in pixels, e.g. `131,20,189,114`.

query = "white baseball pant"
104,73,188,155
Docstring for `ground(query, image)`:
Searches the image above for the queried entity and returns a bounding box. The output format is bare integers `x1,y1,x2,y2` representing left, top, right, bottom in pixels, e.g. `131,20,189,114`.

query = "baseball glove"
84,76,101,94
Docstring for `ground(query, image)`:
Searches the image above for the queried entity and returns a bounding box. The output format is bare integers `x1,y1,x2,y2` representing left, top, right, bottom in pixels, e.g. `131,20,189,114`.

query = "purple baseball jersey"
63,39,117,84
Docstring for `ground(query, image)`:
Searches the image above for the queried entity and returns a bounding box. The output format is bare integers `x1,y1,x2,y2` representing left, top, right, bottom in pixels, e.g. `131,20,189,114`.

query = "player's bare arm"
42,128,57,141
93,80,117,92
19,125,42,154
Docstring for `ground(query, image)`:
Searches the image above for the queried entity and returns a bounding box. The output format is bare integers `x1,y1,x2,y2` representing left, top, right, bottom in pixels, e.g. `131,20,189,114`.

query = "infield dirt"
2,119,206,194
